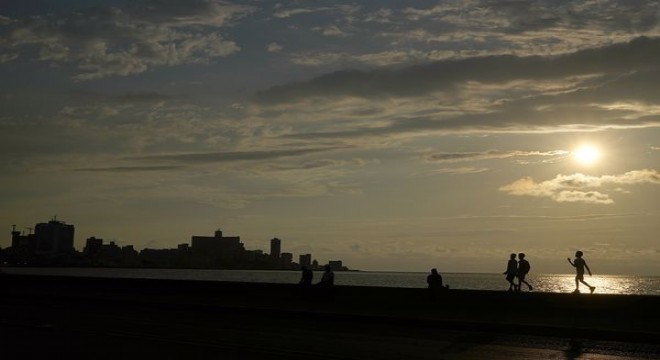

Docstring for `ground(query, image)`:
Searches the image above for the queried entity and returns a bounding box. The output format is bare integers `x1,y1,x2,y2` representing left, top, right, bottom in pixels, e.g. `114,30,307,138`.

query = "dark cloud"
74,165,183,172
131,147,343,164
257,36,660,103
425,150,568,163
69,90,175,103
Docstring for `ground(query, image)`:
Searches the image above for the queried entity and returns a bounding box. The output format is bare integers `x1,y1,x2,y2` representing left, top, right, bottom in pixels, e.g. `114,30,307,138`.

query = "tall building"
191,229,245,265
299,253,312,268
270,238,281,258
34,219,75,256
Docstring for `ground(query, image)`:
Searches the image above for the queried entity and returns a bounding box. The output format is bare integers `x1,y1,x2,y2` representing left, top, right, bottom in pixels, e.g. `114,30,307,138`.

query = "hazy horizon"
1,1,658,275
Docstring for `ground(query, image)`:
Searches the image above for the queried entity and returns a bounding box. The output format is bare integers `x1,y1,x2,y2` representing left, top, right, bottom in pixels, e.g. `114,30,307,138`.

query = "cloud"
313,25,350,37
131,147,343,164
0,0,254,80
289,49,455,67
258,36,660,102
499,169,660,204
267,42,283,53
249,37,660,143
74,165,183,172
273,8,327,19
429,167,489,175
425,149,568,163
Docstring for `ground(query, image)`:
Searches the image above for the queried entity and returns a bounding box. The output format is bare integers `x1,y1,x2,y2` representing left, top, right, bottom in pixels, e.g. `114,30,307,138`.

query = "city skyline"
5,217,347,270
1,1,659,275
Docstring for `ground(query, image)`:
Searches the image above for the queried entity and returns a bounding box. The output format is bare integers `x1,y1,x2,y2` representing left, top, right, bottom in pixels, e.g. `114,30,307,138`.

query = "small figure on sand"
517,253,533,291
427,268,445,300
503,253,518,292
567,251,595,294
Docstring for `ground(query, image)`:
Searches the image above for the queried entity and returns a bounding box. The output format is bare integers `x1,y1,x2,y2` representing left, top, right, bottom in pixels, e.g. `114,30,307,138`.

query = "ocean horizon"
3,267,659,296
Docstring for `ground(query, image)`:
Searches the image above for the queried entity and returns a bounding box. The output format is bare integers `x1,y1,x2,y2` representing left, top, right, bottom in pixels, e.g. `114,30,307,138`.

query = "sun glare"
573,145,600,165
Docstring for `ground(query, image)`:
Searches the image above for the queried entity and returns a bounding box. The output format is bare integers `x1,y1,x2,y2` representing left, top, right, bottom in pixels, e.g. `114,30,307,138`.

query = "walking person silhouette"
503,253,518,292
567,250,595,294
516,253,533,291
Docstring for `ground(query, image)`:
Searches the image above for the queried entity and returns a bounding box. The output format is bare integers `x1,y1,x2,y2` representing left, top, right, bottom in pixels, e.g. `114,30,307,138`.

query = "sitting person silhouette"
316,265,335,299
298,266,313,298
427,268,448,300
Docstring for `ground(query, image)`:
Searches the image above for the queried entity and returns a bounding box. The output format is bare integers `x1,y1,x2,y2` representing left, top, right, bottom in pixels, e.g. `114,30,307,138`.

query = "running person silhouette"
567,250,595,294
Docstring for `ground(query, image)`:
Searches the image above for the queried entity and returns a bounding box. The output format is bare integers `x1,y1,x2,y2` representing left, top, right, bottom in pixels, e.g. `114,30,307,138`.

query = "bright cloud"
499,170,660,204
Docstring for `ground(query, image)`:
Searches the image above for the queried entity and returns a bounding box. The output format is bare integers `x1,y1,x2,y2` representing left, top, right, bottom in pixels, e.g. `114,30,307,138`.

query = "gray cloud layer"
0,0,253,79
257,36,660,102
131,147,342,164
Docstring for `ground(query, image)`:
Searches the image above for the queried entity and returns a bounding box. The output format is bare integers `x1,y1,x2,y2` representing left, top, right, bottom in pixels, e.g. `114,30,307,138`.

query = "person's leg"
580,279,595,293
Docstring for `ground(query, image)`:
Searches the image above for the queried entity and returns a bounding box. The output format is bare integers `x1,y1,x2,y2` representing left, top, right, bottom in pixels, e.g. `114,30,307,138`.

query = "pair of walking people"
504,253,532,292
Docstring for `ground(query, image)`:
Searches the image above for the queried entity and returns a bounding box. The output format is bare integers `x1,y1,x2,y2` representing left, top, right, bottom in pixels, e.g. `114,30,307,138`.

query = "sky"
1,0,659,275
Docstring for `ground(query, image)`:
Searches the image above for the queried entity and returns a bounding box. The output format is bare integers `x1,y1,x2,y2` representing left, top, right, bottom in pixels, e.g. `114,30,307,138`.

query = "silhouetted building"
328,260,343,271
8,225,36,263
191,229,245,266
34,219,75,257
281,252,293,267
84,237,103,257
11,226,35,252
299,253,312,268
270,238,281,259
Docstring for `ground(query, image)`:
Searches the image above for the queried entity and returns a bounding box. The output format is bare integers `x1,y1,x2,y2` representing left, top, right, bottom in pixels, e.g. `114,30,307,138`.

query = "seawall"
2,273,658,343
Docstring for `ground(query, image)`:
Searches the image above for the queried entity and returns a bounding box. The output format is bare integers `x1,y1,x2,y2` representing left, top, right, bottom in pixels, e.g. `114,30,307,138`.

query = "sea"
2,267,659,296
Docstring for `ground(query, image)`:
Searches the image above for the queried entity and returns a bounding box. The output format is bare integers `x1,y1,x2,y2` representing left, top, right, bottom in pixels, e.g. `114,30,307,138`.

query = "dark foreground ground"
1,274,659,359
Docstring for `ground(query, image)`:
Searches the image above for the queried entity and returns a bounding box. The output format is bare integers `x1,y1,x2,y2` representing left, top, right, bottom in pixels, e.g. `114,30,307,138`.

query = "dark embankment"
1,274,659,359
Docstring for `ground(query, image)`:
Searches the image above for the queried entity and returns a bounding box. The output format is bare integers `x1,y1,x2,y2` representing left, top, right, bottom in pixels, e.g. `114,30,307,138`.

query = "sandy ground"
1,274,659,359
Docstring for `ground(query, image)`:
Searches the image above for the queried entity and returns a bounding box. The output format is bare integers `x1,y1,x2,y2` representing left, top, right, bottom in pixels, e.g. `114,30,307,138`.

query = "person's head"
575,250,583,258
510,253,516,259
431,268,438,275
518,253,525,259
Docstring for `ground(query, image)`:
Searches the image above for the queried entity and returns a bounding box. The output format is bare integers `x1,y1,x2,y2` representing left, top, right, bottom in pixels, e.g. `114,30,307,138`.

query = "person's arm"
567,258,575,267
584,262,592,276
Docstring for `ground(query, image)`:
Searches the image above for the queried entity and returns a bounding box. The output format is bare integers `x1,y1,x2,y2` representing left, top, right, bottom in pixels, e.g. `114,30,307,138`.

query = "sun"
573,145,601,165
